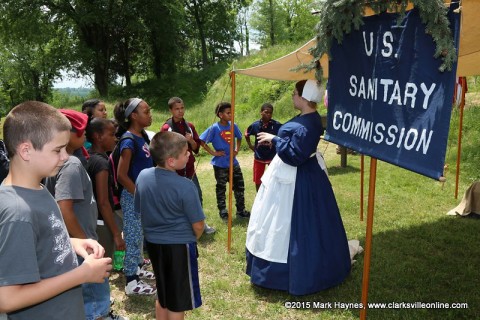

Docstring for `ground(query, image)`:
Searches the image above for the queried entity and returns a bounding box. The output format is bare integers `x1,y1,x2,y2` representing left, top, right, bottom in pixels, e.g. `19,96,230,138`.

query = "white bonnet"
301,80,324,103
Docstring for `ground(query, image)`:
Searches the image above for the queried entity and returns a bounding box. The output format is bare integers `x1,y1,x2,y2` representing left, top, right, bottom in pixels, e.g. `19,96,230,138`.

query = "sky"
53,71,92,88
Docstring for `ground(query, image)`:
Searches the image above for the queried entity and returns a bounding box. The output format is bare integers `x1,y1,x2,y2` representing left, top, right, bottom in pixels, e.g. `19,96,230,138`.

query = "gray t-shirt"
135,167,205,244
45,155,98,240
0,185,84,320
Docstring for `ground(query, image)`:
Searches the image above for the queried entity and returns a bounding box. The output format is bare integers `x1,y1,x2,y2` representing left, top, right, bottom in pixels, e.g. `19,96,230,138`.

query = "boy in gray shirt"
0,101,111,319
44,109,124,320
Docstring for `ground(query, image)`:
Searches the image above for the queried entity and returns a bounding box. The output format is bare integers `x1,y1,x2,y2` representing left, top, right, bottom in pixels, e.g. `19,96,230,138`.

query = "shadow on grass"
328,165,360,176
249,216,479,320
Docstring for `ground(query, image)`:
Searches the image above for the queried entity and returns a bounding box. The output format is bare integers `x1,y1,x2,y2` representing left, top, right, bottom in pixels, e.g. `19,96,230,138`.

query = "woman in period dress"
246,79,351,296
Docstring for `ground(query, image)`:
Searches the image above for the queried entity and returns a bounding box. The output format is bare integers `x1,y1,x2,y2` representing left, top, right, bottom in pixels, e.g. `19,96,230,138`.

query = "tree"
137,1,185,79
184,0,248,67
0,3,72,107
237,6,252,56
249,0,318,48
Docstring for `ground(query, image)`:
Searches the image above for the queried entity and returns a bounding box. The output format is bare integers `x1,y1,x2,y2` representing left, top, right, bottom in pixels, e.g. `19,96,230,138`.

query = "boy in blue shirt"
134,131,204,319
199,102,250,220
245,103,282,191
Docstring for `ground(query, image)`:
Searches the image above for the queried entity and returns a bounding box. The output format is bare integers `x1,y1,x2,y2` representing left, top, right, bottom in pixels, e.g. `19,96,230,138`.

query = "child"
113,98,156,295
161,97,215,234
135,131,204,320
0,101,111,319
244,103,282,191
199,102,250,220
83,99,108,150
44,109,125,320
86,118,126,260
82,99,108,120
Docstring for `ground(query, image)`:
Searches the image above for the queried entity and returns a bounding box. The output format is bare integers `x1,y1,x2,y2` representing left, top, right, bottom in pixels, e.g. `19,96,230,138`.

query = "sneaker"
104,310,128,320
237,210,251,218
219,209,228,220
142,258,151,267
204,223,216,234
137,266,155,280
125,279,156,296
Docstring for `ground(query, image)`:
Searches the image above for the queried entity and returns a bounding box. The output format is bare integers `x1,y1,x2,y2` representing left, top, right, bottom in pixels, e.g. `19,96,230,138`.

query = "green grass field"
108,100,480,320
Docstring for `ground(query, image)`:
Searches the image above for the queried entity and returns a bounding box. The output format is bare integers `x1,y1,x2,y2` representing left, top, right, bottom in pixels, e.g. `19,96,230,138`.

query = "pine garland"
302,0,457,83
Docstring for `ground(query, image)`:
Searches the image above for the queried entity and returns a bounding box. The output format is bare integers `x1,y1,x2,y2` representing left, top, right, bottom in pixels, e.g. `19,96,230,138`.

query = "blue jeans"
78,257,111,320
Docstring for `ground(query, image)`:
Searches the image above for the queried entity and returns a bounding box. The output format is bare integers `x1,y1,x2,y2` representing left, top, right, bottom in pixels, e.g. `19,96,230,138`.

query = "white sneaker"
204,223,216,234
137,266,155,280
125,279,156,295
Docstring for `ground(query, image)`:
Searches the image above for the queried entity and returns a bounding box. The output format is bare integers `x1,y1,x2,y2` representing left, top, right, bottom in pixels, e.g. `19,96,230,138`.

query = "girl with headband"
113,98,156,296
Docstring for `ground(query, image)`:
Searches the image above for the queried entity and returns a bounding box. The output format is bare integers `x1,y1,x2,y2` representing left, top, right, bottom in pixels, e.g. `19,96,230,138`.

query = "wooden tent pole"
227,71,236,253
360,157,378,320
360,154,364,221
454,78,466,199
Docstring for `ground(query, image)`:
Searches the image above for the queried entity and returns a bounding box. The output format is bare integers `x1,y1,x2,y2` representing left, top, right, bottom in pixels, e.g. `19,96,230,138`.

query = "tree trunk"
244,16,250,55
269,0,275,46
191,0,209,67
94,63,109,97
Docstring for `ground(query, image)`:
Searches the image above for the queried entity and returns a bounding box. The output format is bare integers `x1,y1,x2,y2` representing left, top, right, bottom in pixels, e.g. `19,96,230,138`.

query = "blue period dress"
246,111,351,295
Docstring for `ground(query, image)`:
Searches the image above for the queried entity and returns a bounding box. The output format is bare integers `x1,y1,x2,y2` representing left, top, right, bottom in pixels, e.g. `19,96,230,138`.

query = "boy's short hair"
150,131,187,167
168,97,184,109
3,101,71,157
215,102,231,117
261,103,273,112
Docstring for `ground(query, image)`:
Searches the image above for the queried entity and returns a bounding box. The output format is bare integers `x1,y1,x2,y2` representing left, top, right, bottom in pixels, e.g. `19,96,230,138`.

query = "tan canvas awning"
234,0,480,80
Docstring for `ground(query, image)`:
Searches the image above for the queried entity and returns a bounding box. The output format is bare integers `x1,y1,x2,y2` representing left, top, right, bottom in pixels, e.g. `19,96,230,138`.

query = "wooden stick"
228,71,236,253
455,77,466,199
360,154,364,221
360,157,378,320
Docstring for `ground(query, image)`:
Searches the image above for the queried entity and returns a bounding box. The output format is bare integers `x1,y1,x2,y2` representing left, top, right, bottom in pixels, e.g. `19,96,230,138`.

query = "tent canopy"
234,0,480,80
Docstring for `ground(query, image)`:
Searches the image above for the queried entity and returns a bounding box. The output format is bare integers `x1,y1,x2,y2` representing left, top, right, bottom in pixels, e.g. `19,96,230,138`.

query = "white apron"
246,155,297,263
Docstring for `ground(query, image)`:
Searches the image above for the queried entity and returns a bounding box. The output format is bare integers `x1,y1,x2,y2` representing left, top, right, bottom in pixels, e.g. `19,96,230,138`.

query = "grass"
1,43,479,320
108,101,480,319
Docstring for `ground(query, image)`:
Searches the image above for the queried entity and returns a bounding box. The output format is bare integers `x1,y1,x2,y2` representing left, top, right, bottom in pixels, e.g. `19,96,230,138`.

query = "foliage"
0,0,249,98
250,0,318,47
0,3,73,108
307,0,458,83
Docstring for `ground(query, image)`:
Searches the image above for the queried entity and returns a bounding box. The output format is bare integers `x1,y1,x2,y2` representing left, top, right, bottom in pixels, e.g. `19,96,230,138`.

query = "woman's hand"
257,132,276,144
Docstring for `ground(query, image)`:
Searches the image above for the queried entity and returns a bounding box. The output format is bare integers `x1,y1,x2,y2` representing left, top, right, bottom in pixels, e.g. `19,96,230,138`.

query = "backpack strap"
113,133,136,183
165,118,193,135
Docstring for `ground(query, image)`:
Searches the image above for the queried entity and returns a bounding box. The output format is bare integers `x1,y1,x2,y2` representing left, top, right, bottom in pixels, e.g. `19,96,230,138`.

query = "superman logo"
220,130,233,143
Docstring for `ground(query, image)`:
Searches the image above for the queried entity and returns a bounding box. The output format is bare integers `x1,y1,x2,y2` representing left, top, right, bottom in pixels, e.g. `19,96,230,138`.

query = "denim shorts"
78,256,110,320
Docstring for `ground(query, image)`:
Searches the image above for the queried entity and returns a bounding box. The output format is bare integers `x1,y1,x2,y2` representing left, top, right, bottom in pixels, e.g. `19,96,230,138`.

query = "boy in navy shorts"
134,131,205,320
245,103,282,191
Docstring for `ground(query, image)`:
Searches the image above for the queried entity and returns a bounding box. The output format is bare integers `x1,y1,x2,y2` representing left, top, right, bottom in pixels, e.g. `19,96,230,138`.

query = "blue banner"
325,5,460,180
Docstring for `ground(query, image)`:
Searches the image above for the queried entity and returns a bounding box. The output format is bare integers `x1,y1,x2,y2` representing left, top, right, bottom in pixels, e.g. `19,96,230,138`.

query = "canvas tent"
227,1,479,319
235,0,480,79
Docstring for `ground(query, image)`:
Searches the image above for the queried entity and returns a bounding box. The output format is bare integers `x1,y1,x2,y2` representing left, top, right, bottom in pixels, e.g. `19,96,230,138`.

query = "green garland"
302,0,457,83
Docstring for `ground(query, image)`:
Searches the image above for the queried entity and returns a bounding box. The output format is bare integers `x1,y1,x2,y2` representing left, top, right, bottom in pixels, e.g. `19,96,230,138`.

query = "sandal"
125,279,156,295
137,266,155,280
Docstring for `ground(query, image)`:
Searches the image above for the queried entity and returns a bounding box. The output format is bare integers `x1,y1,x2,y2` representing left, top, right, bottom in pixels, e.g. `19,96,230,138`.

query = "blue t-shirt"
119,132,153,183
199,122,242,168
134,167,205,244
245,119,282,161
